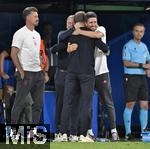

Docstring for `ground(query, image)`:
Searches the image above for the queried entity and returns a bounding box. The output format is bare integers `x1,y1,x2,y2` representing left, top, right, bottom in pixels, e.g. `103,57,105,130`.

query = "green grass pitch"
50,142,150,149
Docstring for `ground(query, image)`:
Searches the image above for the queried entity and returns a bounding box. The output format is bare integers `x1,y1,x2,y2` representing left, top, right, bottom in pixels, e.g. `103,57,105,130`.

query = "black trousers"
61,72,95,136
11,71,45,124
95,73,116,129
54,68,67,132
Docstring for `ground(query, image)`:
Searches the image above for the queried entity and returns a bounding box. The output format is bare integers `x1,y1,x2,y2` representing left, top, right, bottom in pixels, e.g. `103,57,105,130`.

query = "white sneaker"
111,132,119,141
61,133,68,142
53,133,68,142
69,135,78,142
87,129,95,140
53,133,62,142
87,129,94,137
79,135,94,142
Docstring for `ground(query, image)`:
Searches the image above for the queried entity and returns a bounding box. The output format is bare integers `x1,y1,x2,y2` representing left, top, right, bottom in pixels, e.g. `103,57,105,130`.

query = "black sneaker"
144,127,150,132
125,133,134,141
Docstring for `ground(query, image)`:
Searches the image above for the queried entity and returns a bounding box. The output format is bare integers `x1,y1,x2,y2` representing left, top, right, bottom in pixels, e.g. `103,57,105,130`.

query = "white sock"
111,128,117,134
88,129,94,136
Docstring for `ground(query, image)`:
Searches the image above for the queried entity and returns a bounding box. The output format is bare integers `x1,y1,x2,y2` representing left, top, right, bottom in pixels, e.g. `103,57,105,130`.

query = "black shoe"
144,127,150,132
125,133,134,141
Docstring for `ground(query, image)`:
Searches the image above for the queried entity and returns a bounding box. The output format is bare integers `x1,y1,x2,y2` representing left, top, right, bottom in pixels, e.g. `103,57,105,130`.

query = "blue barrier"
43,91,56,133
0,90,149,134
0,90,99,135
92,91,98,137
43,91,99,135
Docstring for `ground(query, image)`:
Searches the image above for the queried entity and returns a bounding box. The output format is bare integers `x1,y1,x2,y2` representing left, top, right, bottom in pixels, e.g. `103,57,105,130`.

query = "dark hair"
74,11,86,23
86,11,97,21
133,23,145,30
23,7,38,19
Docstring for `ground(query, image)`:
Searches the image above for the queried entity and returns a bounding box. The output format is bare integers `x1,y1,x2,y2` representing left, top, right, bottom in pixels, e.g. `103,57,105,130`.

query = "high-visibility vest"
40,39,47,70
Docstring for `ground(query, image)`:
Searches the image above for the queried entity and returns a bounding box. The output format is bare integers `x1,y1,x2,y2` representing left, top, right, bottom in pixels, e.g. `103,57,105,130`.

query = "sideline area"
50,142,150,149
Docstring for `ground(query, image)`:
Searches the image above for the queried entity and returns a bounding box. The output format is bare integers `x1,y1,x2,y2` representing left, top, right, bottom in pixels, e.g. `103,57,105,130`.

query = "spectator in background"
0,48,12,80
42,22,53,50
41,23,55,90
122,23,150,140
0,48,15,123
41,22,52,73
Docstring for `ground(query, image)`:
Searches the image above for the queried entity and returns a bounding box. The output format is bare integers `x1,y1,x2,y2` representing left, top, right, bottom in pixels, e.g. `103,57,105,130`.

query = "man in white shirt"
11,7,45,124
72,11,119,141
